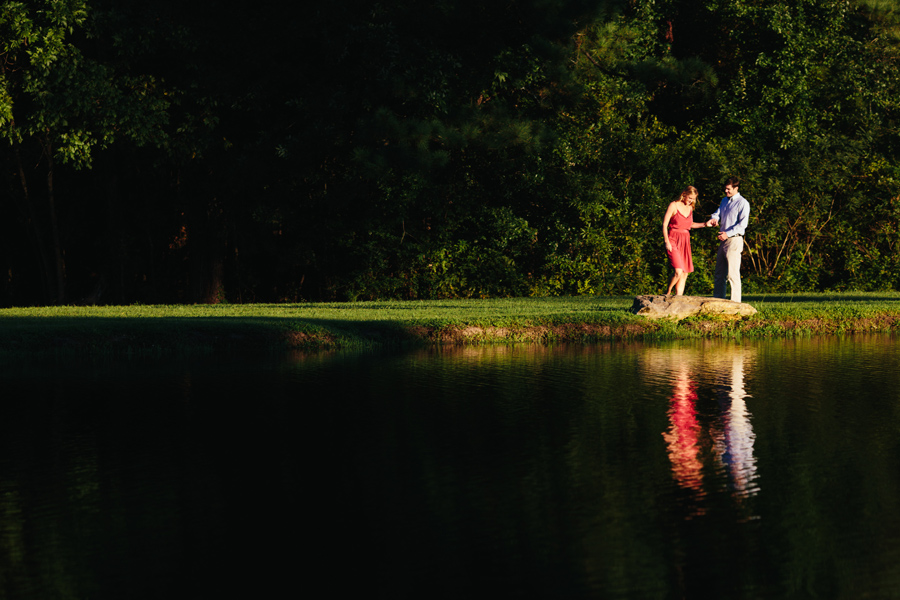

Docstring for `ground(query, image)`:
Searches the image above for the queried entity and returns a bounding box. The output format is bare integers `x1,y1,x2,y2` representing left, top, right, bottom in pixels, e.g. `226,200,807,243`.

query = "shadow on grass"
0,310,641,354
0,315,428,354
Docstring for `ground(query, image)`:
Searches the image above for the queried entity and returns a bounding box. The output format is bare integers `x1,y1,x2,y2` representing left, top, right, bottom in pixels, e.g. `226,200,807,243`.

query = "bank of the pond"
413,314,900,346
1,294,899,353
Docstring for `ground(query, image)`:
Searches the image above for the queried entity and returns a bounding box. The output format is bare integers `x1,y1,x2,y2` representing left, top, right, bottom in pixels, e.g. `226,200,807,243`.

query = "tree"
1,0,170,303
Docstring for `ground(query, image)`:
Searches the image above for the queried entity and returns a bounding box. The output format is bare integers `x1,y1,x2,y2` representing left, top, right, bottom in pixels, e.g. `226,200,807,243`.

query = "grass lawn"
1,292,899,354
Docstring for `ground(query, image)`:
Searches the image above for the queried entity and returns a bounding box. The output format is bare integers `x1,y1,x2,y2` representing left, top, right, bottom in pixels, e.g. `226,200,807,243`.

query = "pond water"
1,335,899,599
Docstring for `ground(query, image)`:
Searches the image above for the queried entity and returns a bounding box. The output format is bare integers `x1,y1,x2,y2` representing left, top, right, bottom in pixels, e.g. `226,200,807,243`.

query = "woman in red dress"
662,186,709,296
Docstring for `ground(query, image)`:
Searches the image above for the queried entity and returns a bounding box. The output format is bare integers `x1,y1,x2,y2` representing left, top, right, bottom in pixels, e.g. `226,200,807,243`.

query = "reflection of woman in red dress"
663,367,703,493
662,186,709,296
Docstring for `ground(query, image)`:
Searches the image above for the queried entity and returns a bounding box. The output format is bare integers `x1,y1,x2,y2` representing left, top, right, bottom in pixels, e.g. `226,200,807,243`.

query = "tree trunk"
13,142,55,303
44,139,66,304
186,195,227,304
187,228,226,303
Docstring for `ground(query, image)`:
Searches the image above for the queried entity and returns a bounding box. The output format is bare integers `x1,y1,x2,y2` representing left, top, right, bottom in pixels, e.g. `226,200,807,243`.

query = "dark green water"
1,335,899,599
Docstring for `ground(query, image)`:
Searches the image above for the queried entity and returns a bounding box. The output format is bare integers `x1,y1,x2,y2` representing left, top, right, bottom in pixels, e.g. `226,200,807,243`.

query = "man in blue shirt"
706,177,750,303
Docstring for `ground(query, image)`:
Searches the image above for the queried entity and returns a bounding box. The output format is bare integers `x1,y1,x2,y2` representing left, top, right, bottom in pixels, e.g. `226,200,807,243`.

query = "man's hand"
717,231,729,241
706,219,718,227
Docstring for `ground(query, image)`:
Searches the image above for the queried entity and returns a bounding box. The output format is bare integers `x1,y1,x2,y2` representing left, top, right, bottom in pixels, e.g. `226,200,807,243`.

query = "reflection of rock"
631,295,757,320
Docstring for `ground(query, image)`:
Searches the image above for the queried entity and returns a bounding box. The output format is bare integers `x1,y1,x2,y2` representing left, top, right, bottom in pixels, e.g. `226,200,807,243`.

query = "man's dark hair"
725,176,741,188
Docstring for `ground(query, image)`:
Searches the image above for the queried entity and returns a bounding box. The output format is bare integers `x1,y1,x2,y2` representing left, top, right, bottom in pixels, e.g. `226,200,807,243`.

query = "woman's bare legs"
667,269,689,296
666,269,686,296
675,271,688,296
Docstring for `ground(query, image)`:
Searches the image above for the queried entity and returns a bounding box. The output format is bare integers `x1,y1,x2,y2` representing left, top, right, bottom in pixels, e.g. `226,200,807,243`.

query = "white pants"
714,236,743,303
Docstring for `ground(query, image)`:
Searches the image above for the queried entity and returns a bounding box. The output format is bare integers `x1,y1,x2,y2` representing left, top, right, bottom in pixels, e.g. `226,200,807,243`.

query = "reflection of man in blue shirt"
707,177,750,302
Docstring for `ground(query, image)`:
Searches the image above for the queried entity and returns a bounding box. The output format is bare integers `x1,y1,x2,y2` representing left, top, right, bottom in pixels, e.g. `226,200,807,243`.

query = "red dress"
667,209,694,273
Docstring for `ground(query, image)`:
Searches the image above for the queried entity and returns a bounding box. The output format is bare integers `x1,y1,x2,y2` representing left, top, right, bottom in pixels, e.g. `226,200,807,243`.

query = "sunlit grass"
0,297,636,329
0,297,637,353
1,292,899,353
746,291,900,319
4,292,898,322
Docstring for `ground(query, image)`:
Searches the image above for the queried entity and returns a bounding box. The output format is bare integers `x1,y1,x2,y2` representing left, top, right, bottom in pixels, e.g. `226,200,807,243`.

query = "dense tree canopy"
1,0,898,304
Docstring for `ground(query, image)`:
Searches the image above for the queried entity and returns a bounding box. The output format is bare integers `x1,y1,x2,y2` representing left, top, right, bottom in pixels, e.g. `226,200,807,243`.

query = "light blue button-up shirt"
711,193,750,237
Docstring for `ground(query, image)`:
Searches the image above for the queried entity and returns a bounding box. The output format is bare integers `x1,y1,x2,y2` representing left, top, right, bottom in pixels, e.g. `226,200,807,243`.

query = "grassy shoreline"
2,293,899,354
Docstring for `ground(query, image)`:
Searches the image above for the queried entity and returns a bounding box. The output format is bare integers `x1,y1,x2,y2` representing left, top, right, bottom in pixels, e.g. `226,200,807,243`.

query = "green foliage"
0,0,170,166
2,0,900,305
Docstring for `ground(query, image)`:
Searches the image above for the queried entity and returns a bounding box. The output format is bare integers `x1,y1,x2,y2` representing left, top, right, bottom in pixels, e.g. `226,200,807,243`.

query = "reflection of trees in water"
642,343,759,506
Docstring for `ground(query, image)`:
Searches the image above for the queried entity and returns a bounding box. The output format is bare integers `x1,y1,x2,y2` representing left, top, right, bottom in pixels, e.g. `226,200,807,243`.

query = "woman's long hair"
678,185,699,209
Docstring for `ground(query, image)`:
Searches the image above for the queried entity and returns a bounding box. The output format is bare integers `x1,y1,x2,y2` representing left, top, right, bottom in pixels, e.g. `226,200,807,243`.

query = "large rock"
631,295,757,320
